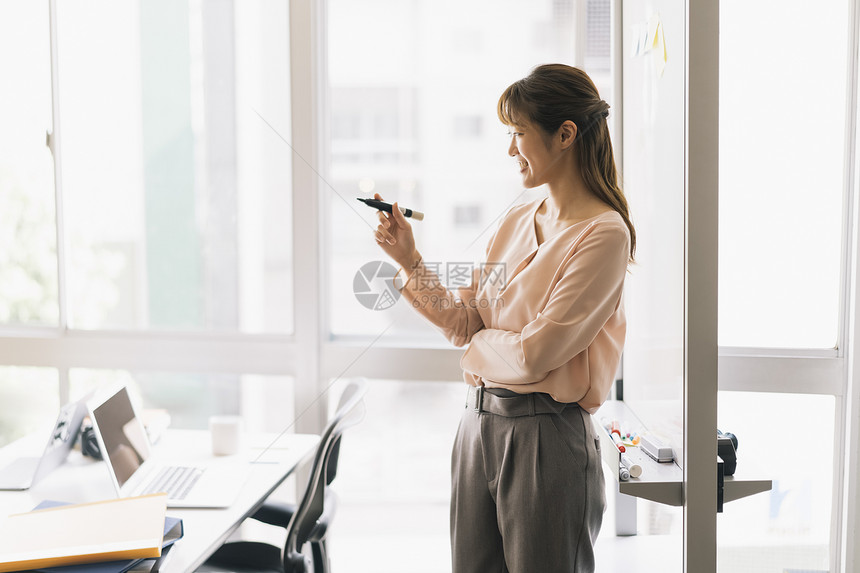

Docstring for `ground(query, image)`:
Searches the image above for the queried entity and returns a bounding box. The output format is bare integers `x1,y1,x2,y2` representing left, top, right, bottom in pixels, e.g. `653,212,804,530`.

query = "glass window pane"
0,2,59,327
717,392,833,572
326,379,463,571
70,369,294,434
56,0,292,333
0,367,60,447
719,0,849,349
326,0,615,338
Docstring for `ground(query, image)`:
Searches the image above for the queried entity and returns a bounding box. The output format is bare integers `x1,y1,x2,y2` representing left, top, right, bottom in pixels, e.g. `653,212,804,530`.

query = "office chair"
200,379,368,573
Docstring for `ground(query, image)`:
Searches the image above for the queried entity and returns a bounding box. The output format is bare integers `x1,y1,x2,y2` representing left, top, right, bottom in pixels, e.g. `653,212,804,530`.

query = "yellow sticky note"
656,21,667,77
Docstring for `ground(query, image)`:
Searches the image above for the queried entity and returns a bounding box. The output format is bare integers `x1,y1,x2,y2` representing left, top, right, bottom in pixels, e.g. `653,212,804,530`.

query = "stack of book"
0,494,183,573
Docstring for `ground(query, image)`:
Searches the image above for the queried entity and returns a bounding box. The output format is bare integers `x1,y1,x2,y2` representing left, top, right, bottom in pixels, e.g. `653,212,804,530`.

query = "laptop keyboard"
142,465,205,500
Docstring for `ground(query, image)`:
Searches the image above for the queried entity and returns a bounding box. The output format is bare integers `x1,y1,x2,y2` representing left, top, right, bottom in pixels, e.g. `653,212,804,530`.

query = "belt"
465,386,574,417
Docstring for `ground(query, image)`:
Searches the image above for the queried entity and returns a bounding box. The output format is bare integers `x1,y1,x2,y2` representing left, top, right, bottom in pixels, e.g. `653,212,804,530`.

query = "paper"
631,13,668,77
0,494,167,572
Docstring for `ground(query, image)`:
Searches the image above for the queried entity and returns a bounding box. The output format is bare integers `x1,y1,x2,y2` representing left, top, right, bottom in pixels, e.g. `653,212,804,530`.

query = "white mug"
209,415,243,455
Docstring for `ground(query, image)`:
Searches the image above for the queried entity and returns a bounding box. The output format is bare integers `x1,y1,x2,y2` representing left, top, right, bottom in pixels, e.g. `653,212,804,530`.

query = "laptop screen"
91,386,152,488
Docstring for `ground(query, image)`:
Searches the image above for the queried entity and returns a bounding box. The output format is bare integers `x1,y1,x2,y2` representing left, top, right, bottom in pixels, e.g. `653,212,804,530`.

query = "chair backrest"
283,379,367,572
324,379,364,486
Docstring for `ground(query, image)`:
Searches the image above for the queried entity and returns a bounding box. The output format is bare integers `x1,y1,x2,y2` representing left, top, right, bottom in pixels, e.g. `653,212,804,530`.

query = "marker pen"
621,454,642,478
357,197,425,221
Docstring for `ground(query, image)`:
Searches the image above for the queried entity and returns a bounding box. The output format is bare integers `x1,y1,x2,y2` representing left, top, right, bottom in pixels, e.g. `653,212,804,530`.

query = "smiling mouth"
518,161,528,172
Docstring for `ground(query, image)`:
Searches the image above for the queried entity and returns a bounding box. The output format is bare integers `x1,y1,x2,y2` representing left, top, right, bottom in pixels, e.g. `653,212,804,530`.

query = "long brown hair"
498,63,636,261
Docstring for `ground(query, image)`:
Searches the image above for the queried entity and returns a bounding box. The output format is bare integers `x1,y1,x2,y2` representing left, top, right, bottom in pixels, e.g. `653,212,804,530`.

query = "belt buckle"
473,386,485,413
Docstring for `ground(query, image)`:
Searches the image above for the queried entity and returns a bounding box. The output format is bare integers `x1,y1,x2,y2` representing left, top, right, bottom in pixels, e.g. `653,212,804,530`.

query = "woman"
372,63,635,573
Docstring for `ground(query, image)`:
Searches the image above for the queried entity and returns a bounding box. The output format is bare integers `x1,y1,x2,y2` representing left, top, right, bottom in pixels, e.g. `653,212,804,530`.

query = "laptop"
88,384,248,508
0,396,89,490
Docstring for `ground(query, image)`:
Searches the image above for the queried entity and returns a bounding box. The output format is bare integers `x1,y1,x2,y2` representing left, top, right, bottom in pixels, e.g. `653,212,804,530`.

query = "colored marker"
357,197,425,221
621,454,642,478
610,432,626,453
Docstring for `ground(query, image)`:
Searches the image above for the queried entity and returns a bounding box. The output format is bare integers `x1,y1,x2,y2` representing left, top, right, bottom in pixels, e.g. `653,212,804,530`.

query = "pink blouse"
399,198,630,414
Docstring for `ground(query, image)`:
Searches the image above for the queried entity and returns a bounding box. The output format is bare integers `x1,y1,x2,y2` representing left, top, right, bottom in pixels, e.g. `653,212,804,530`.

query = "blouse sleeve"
459,223,629,385
397,227,500,347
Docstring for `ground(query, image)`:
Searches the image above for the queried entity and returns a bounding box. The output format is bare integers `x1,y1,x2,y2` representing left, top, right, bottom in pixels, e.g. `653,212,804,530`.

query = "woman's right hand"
372,193,421,271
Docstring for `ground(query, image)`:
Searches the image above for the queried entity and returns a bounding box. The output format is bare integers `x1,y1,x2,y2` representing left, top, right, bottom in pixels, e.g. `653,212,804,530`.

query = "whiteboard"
619,1,686,469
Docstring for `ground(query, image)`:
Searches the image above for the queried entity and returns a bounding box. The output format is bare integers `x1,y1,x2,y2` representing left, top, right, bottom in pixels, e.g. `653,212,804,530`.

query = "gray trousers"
450,388,606,573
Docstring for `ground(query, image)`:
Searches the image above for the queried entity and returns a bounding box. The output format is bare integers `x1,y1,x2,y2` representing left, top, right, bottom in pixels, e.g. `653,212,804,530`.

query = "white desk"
0,429,320,573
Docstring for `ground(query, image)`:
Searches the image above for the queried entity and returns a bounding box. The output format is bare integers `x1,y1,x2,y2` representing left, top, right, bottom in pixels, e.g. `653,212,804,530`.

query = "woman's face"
506,122,559,189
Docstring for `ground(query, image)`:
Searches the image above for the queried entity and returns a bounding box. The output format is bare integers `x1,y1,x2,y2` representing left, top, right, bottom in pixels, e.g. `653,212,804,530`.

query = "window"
719,0,849,350
717,1,853,570
585,0,612,73
326,378,463,572
717,392,834,571
452,115,483,139
69,369,295,434
53,0,293,333
0,1,58,328
326,0,615,338
322,2,618,572
0,1,298,447
0,367,59,446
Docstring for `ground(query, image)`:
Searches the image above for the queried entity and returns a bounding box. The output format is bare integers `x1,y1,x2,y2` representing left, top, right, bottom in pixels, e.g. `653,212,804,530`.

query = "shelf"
595,400,772,507
723,475,773,503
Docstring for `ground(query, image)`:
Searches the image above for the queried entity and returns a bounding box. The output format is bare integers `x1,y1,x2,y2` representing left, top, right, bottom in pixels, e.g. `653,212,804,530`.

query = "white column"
291,0,326,436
